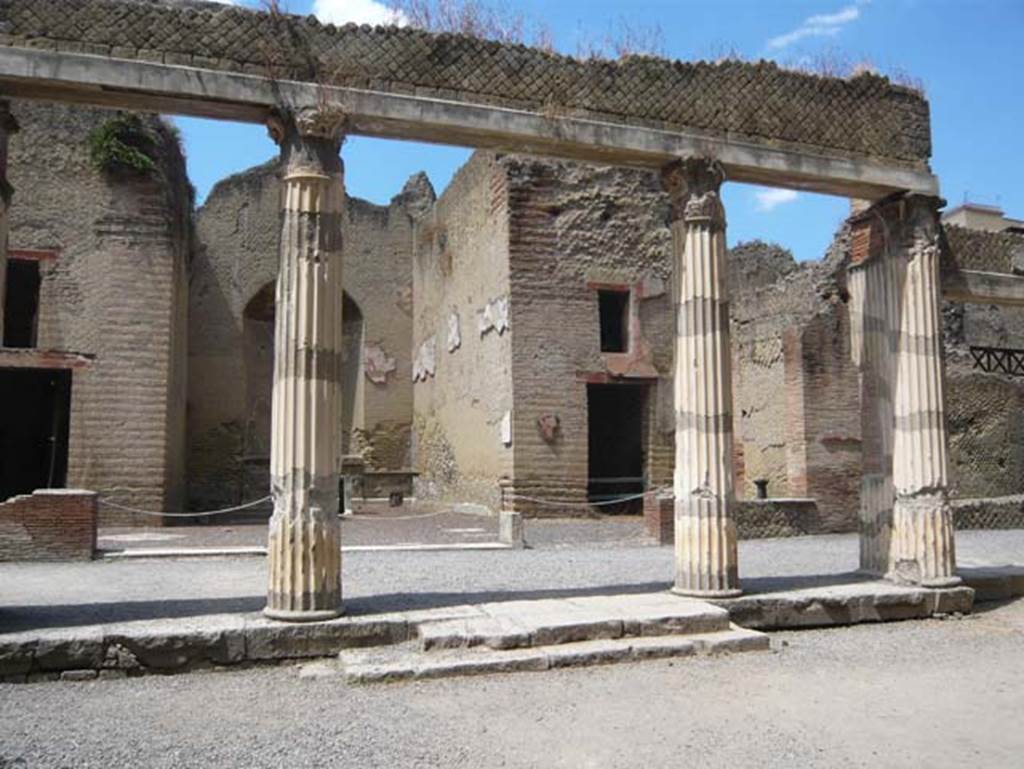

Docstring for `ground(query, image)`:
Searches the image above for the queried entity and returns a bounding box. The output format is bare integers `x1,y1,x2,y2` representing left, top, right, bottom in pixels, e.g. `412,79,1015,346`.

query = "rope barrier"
98,487,670,518
344,510,451,521
98,495,273,518
506,486,669,509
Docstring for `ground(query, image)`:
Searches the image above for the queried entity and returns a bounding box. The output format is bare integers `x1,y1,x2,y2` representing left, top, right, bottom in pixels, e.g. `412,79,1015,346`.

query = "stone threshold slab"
712,579,976,630
958,564,1024,603
334,625,769,684
417,593,730,651
97,542,513,559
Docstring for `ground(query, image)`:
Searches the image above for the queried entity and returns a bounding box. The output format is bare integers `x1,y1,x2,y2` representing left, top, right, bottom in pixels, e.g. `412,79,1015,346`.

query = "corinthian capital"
661,157,726,229
901,193,945,245
295,105,348,141
266,105,348,146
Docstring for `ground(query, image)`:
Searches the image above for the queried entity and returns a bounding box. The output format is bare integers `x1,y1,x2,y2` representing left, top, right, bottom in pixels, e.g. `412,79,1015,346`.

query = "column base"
671,586,742,599
263,606,343,623
885,570,963,590
920,575,963,589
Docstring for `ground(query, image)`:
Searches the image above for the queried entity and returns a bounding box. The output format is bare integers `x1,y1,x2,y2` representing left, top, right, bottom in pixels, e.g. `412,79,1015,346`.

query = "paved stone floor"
1,596,1022,767
2,529,1021,632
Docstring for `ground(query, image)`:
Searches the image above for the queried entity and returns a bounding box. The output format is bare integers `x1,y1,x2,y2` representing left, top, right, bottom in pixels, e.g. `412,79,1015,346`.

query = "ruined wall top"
943,225,1024,275
0,0,931,168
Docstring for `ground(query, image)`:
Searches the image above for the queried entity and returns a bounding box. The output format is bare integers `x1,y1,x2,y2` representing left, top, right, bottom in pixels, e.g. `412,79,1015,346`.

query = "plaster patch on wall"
413,337,437,382
479,295,510,336
500,410,512,447
640,273,666,299
447,311,461,352
395,284,414,316
537,413,560,443
364,341,397,384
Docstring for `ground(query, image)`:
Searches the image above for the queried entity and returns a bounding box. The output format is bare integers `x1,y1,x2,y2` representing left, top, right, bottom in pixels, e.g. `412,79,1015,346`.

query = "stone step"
415,593,731,651
337,624,768,683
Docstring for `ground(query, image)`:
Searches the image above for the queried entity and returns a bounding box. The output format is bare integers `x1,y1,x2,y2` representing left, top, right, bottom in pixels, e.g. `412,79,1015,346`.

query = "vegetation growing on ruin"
87,114,160,176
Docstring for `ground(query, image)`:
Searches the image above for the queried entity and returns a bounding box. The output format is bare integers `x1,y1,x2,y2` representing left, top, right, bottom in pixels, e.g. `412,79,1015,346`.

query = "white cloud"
312,0,407,26
753,188,799,212
766,3,864,50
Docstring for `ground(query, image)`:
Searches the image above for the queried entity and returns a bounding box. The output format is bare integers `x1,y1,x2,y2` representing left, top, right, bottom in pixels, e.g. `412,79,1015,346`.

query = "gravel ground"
96,513,648,552
1,598,1022,768
2,530,1021,632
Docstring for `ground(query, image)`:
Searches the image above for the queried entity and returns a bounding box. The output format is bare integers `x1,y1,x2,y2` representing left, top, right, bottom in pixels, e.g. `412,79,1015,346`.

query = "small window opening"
4,259,41,348
598,289,630,353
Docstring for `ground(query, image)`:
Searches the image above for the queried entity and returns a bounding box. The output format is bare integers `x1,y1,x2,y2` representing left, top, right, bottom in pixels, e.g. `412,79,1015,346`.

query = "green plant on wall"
87,114,160,175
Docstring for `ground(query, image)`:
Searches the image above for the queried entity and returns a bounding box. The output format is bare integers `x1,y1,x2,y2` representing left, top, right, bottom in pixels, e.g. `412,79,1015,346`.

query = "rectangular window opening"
598,289,629,353
4,259,41,348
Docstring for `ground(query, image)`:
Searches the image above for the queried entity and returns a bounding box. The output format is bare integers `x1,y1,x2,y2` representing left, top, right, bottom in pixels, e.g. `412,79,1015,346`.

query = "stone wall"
188,158,424,512
940,225,1024,500
412,153,513,512
2,0,931,167
0,489,96,561
731,234,862,531
943,224,1024,274
7,100,192,524
503,156,675,514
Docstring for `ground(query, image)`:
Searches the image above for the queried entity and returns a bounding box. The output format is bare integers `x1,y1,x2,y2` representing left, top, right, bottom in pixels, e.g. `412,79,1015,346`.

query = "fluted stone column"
264,106,347,621
890,195,959,587
848,243,904,575
0,101,19,344
662,158,740,597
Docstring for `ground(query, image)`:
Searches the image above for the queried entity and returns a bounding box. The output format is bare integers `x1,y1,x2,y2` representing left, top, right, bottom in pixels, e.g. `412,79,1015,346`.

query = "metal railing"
969,346,1024,377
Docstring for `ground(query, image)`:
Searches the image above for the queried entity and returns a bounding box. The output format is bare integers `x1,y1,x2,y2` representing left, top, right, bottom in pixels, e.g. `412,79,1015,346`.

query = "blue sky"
178,0,1024,262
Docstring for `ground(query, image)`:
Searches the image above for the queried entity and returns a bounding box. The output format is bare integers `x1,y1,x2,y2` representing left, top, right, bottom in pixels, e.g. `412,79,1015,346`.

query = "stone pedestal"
264,106,348,621
889,195,960,587
499,509,525,548
0,102,19,343
661,158,740,598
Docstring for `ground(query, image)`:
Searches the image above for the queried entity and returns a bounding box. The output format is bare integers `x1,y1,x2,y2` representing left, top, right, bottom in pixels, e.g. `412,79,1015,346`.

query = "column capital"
660,157,726,228
900,192,945,243
267,105,348,145
266,105,346,180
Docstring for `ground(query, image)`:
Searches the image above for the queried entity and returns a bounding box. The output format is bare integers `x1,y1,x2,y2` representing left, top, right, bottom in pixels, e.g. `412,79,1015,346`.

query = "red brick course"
0,489,96,561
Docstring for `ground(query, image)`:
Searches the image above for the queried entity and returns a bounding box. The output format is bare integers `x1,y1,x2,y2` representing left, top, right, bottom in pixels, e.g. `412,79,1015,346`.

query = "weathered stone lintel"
942,269,1024,307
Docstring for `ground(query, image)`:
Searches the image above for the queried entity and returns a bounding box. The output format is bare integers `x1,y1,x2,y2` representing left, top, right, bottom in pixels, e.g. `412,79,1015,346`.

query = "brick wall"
782,302,863,532
0,489,96,561
7,101,192,525
1,0,932,167
504,156,675,514
732,234,861,524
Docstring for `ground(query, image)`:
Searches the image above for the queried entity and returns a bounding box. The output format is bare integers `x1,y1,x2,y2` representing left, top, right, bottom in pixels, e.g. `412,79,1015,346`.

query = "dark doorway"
3,258,41,348
0,367,72,501
587,383,646,512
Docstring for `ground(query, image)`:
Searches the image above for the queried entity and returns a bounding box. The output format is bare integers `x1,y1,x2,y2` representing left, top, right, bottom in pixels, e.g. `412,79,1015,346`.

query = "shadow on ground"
1,573,889,633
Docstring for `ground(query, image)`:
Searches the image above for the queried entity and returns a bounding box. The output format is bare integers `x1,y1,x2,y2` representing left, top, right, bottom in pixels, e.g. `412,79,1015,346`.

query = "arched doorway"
238,283,364,517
